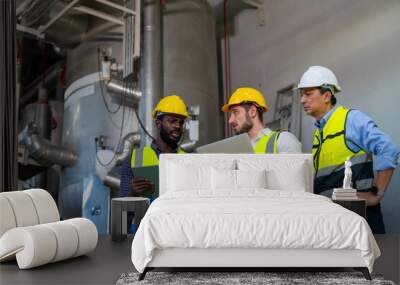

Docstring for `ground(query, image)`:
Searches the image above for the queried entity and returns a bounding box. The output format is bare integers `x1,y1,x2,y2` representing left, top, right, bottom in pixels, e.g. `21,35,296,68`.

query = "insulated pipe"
103,172,120,190
115,132,141,166
36,87,51,139
19,124,78,167
180,140,197,153
105,79,142,107
26,134,78,167
140,0,162,146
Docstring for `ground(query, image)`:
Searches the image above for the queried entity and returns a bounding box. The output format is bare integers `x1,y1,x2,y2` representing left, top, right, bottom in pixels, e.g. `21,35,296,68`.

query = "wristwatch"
376,190,385,200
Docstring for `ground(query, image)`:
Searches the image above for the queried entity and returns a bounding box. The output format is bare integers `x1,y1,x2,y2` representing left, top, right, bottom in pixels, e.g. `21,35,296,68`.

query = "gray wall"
223,0,400,232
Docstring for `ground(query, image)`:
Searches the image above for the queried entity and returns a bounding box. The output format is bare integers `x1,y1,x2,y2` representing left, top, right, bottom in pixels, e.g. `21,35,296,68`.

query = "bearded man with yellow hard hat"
222,87,301,153
120,95,189,198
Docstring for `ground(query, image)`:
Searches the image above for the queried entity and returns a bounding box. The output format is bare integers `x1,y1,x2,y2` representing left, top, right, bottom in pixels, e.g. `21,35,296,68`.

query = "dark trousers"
367,204,385,234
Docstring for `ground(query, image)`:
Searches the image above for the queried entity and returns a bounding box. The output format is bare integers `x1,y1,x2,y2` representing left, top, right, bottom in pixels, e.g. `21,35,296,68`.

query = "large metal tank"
60,40,138,234
163,0,223,145
60,0,222,233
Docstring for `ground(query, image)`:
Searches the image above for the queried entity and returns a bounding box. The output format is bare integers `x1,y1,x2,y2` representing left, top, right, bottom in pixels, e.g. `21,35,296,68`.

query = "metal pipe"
26,134,78,167
180,140,197,153
140,0,162,146
115,132,141,165
133,0,141,59
35,89,51,139
106,79,142,107
103,172,120,189
39,0,81,32
96,0,136,15
73,6,124,25
19,123,78,167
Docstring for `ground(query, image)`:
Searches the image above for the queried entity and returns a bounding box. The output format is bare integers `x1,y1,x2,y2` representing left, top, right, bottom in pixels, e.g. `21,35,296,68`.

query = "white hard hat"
297,66,341,93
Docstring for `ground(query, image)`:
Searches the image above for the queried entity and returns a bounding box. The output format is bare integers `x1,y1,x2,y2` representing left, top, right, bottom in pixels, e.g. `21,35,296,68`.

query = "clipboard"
133,165,159,198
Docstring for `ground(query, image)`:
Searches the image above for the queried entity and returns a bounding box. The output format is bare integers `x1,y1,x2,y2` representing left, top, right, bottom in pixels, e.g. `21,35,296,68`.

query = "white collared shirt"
250,128,302,153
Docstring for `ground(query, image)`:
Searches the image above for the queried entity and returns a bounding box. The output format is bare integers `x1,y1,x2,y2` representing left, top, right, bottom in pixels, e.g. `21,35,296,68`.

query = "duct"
36,87,51,138
140,0,162,146
19,123,78,167
115,132,141,165
180,140,197,153
106,79,142,108
103,172,120,190
26,134,78,166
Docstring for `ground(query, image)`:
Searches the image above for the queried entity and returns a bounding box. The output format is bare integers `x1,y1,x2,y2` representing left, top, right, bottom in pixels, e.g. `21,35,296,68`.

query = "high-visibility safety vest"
131,146,185,167
312,106,374,194
254,131,281,153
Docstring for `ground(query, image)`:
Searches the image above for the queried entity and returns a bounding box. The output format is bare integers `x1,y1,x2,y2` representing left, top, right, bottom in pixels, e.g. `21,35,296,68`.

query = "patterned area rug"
116,271,396,285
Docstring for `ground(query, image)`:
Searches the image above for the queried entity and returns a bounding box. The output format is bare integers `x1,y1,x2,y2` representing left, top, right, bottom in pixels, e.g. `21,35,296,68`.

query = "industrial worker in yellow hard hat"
222,87,301,153
120,95,189,199
297,66,400,234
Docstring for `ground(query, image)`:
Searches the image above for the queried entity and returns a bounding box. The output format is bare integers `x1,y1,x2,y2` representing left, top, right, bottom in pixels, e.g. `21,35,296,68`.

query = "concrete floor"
0,235,398,284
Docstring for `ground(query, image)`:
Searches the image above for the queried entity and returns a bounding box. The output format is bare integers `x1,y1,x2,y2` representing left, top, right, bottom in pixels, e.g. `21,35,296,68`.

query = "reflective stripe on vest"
131,146,185,168
254,131,281,154
312,106,374,194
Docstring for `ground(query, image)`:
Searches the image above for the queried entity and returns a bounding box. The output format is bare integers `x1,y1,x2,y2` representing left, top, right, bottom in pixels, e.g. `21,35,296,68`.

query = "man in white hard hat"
297,65,399,233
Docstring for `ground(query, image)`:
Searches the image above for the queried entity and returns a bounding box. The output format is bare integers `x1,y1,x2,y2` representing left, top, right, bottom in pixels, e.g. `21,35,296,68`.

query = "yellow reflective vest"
131,145,185,167
254,131,281,154
312,106,374,194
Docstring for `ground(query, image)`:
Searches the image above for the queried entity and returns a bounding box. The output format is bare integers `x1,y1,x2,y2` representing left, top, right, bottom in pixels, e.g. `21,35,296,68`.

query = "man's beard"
160,126,181,149
234,114,253,135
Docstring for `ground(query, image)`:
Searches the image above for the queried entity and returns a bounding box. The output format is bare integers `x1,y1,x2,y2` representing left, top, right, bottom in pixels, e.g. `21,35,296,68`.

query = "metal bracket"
73,6,124,25
16,24,45,39
38,0,81,33
242,0,265,26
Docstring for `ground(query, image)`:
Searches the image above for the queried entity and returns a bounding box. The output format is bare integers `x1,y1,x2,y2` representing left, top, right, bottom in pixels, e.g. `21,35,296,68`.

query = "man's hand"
130,177,154,196
357,191,381,206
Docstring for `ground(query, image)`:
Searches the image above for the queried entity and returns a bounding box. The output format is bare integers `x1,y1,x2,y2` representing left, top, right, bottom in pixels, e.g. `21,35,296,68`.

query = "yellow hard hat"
222,87,268,113
151,95,189,119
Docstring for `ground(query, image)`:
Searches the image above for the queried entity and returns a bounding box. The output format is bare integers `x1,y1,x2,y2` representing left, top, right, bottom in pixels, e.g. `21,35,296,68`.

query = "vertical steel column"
140,0,162,146
0,0,18,192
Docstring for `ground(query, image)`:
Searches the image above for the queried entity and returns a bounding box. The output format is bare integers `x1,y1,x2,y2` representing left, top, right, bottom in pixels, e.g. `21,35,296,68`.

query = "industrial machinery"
15,0,223,234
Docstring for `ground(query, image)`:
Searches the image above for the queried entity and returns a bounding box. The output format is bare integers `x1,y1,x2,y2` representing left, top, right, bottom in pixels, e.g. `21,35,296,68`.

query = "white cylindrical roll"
42,221,79,262
17,226,57,269
0,226,57,269
0,195,17,238
1,192,39,227
66,218,98,257
24,189,60,223
0,227,23,262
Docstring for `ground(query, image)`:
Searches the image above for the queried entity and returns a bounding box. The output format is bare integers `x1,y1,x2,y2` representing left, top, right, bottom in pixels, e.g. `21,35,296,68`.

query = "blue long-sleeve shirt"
315,105,400,170
119,142,162,197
